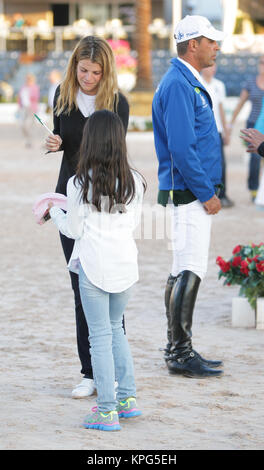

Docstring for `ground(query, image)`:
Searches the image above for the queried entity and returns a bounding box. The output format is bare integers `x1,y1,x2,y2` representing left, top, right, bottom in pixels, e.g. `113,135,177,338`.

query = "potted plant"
107,39,137,93
216,243,264,328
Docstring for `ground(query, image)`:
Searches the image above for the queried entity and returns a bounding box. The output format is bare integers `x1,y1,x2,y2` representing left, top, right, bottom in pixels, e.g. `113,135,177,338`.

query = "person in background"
46,110,144,431
13,13,25,28
18,73,39,147
202,64,234,208
152,15,224,378
229,55,264,201
47,69,62,127
47,69,62,111
44,36,129,399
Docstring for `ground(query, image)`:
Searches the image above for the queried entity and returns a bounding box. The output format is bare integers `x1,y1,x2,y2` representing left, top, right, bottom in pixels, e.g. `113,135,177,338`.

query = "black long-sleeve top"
258,142,264,157
52,86,129,195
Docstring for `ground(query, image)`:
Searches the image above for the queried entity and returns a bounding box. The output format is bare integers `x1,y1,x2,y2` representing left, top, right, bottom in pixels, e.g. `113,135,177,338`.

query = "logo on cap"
177,31,184,41
186,30,199,37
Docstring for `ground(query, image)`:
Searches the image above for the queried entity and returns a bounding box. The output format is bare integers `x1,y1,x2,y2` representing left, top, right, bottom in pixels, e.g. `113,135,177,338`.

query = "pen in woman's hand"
34,113,54,135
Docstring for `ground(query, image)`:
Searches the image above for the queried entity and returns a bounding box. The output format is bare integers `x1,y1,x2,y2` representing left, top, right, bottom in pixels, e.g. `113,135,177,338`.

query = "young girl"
45,36,129,398
47,110,146,431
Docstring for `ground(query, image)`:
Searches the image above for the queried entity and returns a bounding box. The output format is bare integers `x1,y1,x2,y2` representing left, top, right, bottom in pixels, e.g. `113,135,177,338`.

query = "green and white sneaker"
83,408,121,431
117,397,142,419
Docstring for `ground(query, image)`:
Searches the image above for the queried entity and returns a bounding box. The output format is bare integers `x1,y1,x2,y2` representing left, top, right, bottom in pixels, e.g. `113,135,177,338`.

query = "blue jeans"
78,264,136,413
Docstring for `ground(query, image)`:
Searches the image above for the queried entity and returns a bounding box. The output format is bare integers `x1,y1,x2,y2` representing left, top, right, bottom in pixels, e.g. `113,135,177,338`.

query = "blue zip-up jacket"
152,58,222,203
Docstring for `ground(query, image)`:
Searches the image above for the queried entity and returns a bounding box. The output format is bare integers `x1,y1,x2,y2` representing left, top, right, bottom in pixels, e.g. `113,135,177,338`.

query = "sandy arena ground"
0,118,263,450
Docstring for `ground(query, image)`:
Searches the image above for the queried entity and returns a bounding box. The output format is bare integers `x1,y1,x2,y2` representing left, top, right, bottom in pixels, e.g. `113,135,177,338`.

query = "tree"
135,0,153,90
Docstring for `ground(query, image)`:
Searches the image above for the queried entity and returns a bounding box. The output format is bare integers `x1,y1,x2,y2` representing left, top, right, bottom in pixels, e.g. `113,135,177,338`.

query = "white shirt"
76,89,96,117
50,171,144,293
202,77,226,133
48,83,58,108
20,87,30,108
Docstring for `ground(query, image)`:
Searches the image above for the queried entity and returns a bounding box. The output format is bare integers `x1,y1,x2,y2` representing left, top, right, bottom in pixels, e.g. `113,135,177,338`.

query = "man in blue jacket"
152,15,224,378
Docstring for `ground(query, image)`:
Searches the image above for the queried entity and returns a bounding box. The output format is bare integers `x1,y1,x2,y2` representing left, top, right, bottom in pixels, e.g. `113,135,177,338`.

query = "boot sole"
183,372,223,378
168,368,223,378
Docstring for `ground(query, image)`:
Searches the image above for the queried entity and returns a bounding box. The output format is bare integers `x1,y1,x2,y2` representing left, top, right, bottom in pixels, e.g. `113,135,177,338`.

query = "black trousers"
247,121,261,191
59,233,93,379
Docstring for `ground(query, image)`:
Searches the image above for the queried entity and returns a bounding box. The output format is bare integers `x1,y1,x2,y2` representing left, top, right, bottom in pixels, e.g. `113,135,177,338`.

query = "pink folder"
33,192,67,225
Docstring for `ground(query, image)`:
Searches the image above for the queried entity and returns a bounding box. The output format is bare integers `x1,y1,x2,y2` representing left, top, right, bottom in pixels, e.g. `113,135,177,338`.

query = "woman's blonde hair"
55,36,118,115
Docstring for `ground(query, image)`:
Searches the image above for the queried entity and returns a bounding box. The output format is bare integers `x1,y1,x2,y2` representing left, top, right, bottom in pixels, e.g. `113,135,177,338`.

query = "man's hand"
203,194,221,214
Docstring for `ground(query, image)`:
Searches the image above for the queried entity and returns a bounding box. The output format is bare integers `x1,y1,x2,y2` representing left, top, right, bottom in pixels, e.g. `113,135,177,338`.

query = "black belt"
158,184,223,207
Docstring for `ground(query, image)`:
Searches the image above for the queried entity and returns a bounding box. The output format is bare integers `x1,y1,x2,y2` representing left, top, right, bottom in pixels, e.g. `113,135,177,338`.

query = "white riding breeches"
171,200,212,281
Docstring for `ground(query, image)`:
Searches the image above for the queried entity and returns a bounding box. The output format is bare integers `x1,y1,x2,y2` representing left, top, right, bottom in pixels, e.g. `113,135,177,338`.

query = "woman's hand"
240,128,264,154
45,134,62,152
47,202,54,210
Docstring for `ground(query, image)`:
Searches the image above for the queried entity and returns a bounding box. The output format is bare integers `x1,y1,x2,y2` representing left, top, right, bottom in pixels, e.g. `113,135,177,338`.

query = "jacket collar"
171,58,211,100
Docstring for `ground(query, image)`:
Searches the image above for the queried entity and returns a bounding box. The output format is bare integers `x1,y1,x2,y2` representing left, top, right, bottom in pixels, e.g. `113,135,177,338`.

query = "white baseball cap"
174,15,224,44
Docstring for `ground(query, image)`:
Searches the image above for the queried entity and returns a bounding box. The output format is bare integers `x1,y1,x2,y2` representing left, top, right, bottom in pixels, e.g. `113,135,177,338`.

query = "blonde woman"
45,36,129,398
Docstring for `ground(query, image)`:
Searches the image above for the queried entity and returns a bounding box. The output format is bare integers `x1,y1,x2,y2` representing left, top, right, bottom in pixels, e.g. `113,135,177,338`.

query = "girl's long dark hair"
75,110,145,212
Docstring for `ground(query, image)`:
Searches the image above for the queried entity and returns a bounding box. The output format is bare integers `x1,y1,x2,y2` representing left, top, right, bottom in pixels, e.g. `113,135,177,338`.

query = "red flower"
240,260,249,276
223,262,231,273
216,256,231,273
232,245,242,254
217,244,264,308
232,256,242,267
256,261,264,272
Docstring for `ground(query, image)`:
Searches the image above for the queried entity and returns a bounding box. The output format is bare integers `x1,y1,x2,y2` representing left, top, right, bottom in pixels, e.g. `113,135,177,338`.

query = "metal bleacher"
151,50,261,96
215,54,259,96
0,51,20,83
34,51,71,98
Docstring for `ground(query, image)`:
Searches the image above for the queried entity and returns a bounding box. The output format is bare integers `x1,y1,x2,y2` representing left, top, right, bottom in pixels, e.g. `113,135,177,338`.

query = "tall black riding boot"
163,274,178,360
167,270,223,378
